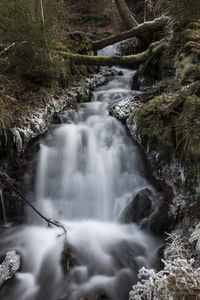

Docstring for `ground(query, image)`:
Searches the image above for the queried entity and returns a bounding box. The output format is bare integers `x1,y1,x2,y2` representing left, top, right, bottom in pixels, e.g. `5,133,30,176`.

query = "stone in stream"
109,91,158,122
60,243,75,272
0,251,20,287
120,188,153,224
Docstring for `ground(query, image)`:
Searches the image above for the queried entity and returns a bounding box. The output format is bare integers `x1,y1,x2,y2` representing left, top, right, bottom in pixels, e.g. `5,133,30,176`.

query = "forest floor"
0,0,122,134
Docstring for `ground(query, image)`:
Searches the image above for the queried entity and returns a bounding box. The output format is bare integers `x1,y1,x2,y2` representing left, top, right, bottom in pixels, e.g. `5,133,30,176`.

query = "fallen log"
59,39,167,68
92,17,169,51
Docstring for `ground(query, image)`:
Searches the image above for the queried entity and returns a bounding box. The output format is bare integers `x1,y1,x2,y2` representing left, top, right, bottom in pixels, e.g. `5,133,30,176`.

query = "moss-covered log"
92,17,169,50
59,40,167,68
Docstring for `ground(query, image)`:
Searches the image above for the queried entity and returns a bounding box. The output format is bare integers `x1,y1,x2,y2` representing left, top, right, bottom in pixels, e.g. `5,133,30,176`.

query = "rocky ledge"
0,67,116,157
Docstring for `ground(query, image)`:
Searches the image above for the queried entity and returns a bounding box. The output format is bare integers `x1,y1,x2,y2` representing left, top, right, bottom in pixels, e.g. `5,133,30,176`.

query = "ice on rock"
0,250,20,286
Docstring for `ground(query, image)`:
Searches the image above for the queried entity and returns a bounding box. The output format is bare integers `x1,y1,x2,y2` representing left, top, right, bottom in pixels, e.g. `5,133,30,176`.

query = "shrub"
129,231,200,300
0,0,69,88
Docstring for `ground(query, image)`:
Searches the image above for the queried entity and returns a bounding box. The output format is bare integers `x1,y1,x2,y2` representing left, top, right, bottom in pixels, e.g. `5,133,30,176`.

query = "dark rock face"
150,181,175,233
119,38,140,56
150,200,174,233
83,295,109,300
120,184,175,233
120,188,153,224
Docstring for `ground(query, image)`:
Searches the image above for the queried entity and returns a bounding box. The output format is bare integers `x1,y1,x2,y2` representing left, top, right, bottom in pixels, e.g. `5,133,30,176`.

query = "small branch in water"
0,172,67,236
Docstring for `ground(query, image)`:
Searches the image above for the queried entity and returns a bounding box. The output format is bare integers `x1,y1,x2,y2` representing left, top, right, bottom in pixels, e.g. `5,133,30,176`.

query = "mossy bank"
127,21,200,194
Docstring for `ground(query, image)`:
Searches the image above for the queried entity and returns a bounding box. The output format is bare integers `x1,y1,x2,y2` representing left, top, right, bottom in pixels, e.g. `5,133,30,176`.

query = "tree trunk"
59,40,167,68
92,17,169,51
114,0,138,29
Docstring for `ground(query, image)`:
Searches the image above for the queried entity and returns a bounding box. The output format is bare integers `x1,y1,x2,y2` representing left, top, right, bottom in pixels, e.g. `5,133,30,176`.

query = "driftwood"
0,172,66,236
59,39,167,68
0,251,20,287
92,17,169,50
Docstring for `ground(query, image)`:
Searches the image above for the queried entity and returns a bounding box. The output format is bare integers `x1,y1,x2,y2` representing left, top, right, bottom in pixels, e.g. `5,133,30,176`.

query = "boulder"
0,251,20,287
120,188,153,224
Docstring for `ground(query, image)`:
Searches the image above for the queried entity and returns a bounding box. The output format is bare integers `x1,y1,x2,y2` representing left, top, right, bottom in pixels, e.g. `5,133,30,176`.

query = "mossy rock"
174,54,200,85
135,95,174,154
187,21,200,30
184,41,200,55
182,29,200,42
133,83,200,191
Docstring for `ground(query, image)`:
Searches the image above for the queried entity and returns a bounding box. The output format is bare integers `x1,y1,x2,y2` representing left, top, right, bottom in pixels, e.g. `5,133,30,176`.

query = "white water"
0,45,161,300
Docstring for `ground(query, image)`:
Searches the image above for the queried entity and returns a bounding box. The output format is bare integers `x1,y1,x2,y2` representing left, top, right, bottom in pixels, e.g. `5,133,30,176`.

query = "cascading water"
0,44,161,300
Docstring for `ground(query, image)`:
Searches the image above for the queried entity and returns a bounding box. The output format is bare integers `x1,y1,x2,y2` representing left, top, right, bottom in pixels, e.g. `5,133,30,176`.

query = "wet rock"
82,294,109,300
150,182,175,233
150,200,174,233
120,188,153,224
119,38,140,56
109,96,142,122
0,251,20,286
109,90,158,122
60,243,75,273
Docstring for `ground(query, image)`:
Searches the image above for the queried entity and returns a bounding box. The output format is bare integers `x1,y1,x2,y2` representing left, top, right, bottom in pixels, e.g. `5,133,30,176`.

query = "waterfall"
0,44,161,300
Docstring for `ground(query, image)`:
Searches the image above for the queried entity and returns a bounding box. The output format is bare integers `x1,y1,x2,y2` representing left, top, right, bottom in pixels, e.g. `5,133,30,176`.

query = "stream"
0,45,161,300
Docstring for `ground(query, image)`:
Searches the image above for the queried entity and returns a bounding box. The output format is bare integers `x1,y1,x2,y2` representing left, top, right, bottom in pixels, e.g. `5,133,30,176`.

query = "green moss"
182,65,200,83
177,94,200,188
136,95,174,152
182,29,200,41
184,41,200,54
67,39,92,54
134,88,200,191
187,21,200,30
175,54,199,84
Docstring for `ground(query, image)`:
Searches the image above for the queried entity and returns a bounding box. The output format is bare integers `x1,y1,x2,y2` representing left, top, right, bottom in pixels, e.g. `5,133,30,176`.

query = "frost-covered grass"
190,223,200,251
129,228,200,300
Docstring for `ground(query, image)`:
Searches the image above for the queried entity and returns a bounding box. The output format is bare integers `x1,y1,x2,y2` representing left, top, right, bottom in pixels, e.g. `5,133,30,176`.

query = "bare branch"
0,172,67,236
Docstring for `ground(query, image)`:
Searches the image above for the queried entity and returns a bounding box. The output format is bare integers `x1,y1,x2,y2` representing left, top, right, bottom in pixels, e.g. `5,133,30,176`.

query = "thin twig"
0,172,67,236
0,41,27,57
0,43,16,56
